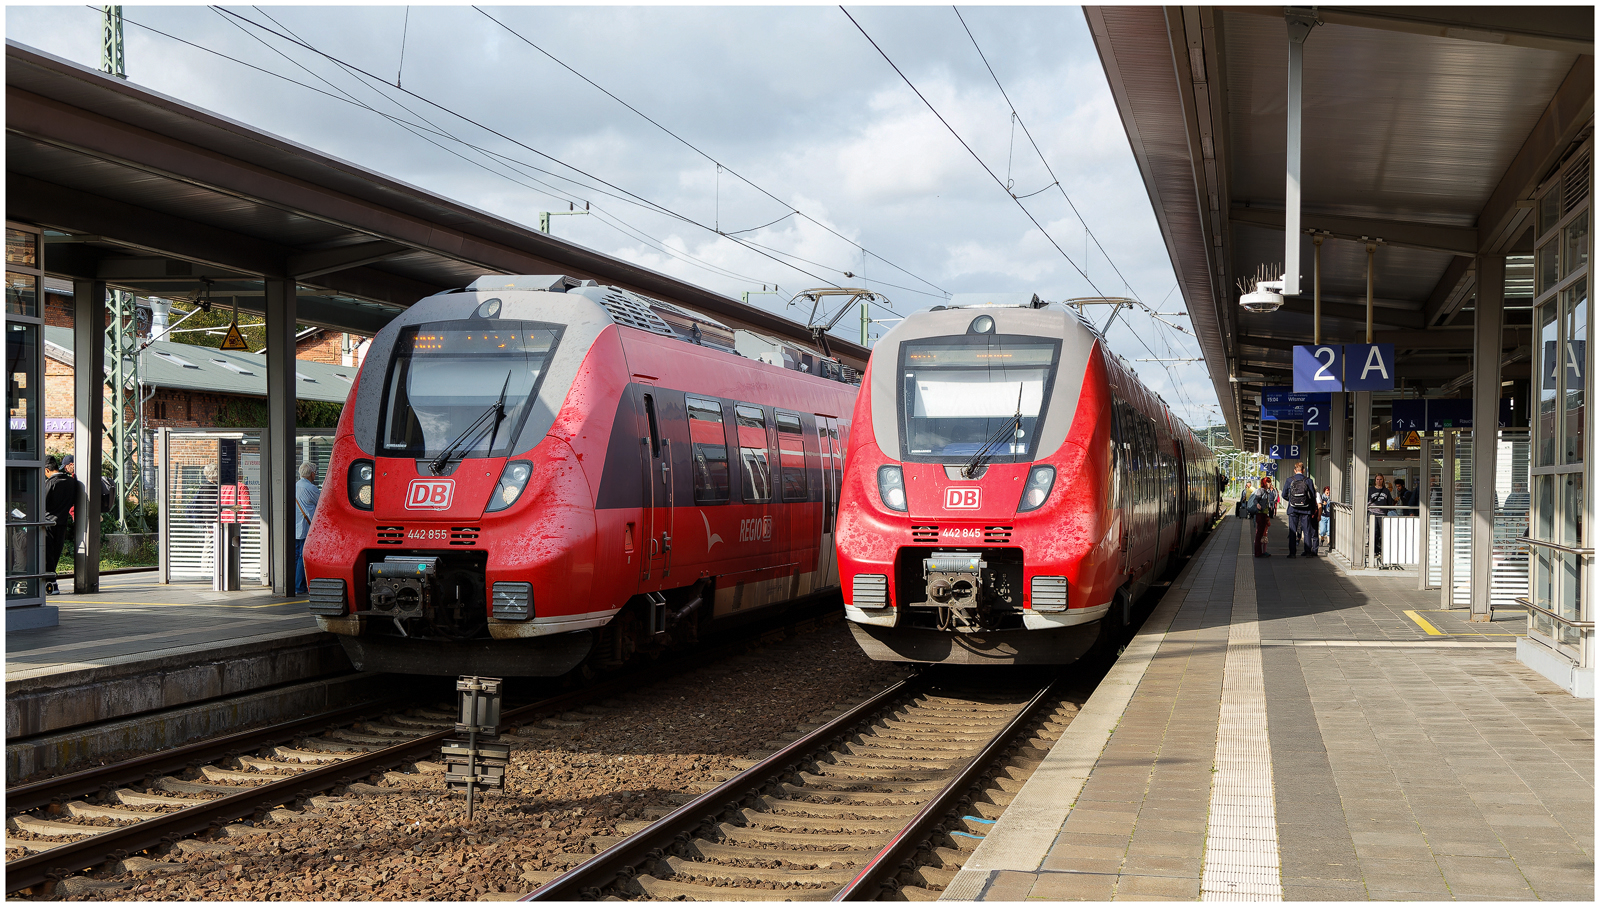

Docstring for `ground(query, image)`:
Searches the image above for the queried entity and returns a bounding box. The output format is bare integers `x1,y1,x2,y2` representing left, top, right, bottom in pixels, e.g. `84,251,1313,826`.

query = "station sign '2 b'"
1293,343,1396,392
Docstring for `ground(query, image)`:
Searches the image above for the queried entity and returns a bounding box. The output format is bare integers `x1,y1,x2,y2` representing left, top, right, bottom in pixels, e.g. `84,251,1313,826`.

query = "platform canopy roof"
5,41,868,370
1085,6,1593,447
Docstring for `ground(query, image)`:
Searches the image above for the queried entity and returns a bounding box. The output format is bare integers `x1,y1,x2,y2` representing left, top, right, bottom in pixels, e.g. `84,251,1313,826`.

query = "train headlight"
1016,465,1056,513
486,460,533,512
347,460,374,511
877,465,908,512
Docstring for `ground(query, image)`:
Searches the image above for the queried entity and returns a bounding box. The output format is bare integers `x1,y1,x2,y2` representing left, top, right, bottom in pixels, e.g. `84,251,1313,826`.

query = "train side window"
777,411,808,501
643,392,661,458
687,395,730,504
735,404,772,503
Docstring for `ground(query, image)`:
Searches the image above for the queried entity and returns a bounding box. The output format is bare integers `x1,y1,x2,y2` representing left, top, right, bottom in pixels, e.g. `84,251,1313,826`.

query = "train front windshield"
898,335,1060,463
379,320,563,460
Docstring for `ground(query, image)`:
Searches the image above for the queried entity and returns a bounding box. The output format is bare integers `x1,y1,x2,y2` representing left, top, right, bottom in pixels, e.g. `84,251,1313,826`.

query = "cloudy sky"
6,2,1221,428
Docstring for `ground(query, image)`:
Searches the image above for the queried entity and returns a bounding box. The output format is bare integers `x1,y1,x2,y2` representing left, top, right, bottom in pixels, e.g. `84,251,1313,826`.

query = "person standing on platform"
294,461,321,597
1238,481,1254,520
1367,474,1395,559
1319,484,1333,549
1250,476,1277,557
1283,461,1318,557
43,455,81,594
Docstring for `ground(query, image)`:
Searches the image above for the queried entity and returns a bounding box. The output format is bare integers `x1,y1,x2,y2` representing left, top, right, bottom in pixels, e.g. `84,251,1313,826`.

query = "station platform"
4,575,381,779
946,516,1594,902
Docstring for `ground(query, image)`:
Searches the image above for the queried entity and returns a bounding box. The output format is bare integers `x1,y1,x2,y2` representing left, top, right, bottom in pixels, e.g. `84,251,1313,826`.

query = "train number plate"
943,487,981,509
408,528,449,540
406,478,455,510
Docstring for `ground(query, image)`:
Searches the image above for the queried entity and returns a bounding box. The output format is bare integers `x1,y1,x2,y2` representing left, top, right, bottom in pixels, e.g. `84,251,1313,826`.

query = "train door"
733,404,776,561
817,416,843,589
776,411,812,582
638,385,673,579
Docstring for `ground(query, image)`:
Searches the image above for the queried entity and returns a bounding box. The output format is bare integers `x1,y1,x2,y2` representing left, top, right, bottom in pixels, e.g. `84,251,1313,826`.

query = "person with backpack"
1283,461,1318,557
1249,476,1276,557
1238,482,1254,520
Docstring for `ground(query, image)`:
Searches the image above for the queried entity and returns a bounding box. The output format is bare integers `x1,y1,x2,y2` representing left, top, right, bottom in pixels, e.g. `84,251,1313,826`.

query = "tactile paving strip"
1200,532,1282,901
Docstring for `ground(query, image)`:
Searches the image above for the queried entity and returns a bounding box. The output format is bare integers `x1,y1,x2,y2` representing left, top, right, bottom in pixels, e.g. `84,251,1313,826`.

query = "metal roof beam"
11,174,435,325
1243,297,1425,329
1229,205,1478,255
1476,54,1595,253
1422,255,1476,326
288,241,410,280
1235,6,1593,55
1239,327,1516,351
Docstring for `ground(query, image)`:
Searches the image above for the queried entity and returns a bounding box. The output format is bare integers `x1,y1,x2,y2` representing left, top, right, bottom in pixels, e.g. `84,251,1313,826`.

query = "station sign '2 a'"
1293,343,1396,392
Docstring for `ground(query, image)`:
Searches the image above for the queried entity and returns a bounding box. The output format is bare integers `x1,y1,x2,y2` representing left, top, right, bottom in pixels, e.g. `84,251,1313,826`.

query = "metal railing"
1331,502,1355,563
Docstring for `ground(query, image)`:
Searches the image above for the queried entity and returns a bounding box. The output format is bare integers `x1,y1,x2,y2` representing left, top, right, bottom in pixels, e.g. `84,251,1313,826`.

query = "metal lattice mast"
100,6,126,79
104,290,145,531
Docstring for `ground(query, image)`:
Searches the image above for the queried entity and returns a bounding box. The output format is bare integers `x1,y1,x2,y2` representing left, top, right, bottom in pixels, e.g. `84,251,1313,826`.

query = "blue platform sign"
1303,399,1331,431
1391,399,1427,433
1267,444,1302,460
1262,386,1330,421
1343,343,1396,391
1293,344,1345,393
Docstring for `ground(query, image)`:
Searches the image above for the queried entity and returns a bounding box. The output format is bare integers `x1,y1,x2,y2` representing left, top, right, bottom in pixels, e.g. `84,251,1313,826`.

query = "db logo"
405,479,455,510
944,487,981,509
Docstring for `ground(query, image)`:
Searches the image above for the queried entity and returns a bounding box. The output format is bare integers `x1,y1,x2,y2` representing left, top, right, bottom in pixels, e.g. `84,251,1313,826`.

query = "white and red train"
835,297,1222,665
302,275,857,675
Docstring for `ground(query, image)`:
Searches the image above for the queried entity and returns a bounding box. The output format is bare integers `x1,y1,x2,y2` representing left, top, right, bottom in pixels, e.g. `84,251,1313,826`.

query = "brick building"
38,280,365,457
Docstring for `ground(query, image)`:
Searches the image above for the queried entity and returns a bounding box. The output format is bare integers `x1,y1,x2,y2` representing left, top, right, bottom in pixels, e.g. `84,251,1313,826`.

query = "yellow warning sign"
219,321,251,352
1403,430,1421,447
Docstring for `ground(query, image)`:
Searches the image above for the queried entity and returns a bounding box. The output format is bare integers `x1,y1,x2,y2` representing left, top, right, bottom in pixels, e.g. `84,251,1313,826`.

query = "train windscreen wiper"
428,372,512,476
961,385,1023,479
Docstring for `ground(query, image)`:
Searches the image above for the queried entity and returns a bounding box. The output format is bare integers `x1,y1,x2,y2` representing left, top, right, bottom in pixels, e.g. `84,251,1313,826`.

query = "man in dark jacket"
1367,475,1396,559
1283,461,1318,557
42,455,81,594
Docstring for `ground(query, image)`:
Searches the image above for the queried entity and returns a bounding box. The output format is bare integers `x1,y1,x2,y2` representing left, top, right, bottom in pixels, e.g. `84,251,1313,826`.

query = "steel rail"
525,674,920,901
6,607,840,894
7,668,675,894
832,675,1061,900
6,692,412,813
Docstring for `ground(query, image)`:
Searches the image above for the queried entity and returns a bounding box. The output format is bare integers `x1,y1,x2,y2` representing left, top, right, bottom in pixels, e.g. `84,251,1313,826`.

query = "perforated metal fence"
157,428,334,584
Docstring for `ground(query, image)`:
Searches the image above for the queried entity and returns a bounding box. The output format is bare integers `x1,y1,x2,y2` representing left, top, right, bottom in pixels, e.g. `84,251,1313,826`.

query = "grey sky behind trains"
6,3,1223,430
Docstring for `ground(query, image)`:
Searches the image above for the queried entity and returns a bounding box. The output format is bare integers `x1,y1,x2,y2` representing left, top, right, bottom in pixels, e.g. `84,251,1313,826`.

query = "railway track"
528,668,1084,901
5,609,844,897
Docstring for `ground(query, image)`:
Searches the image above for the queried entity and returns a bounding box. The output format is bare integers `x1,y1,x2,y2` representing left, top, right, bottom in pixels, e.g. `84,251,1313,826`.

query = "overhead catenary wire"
228,6,777,292
209,11,775,296
206,6,856,295
840,6,1105,295
472,5,950,302
840,6,1209,421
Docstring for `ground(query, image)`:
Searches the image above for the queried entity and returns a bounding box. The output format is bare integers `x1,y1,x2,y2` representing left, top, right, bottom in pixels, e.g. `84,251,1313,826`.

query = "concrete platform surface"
946,516,1593,902
6,573,314,685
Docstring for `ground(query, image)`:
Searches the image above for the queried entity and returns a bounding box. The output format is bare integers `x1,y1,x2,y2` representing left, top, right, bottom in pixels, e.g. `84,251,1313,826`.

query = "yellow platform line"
1404,610,1444,635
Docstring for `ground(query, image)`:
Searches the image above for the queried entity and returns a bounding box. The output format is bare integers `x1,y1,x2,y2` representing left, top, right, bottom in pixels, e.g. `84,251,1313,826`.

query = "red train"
835,297,1222,665
302,275,857,675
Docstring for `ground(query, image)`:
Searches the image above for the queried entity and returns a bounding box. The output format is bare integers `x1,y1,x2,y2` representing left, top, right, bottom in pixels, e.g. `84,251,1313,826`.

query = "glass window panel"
1557,474,1582,624
1537,302,1559,466
1530,609,1554,641
1532,474,1555,613
1562,208,1588,278
1562,279,1587,464
6,466,41,600
686,396,729,505
5,271,37,318
7,322,40,458
735,405,770,503
5,229,36,268
776,412,807,502
1538,241,1560,296
1540,191,1561,237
